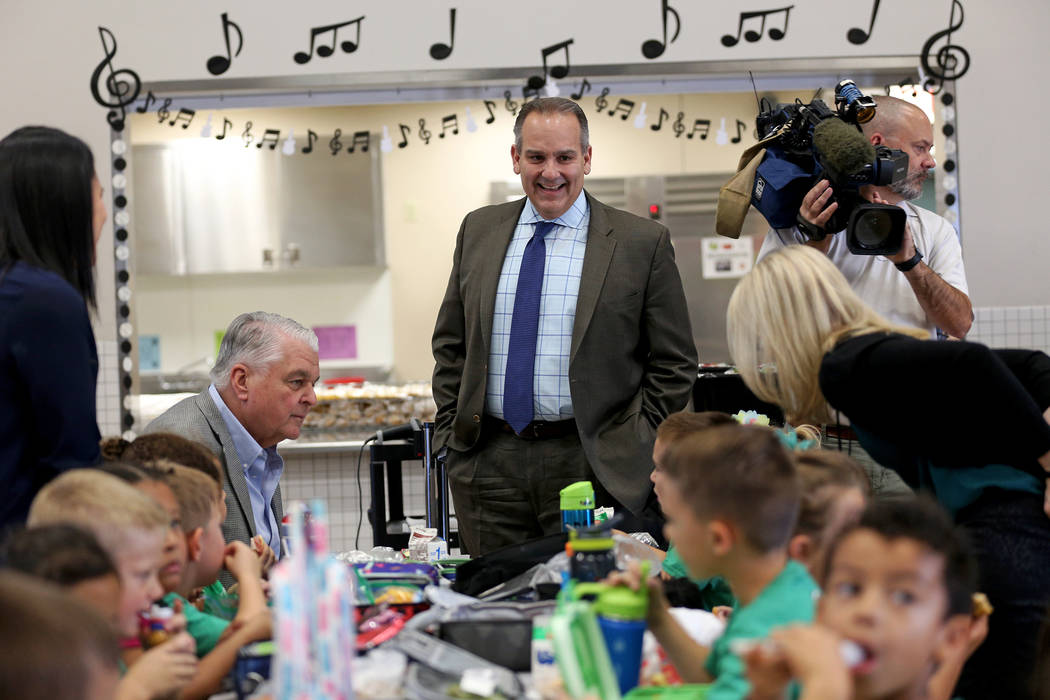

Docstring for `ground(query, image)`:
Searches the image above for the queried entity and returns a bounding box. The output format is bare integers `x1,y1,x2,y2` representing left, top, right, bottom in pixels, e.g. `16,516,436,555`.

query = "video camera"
751,80,909,255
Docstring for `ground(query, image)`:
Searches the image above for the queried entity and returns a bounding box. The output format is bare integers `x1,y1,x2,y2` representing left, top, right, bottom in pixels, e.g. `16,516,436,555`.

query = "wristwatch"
894,250,923,272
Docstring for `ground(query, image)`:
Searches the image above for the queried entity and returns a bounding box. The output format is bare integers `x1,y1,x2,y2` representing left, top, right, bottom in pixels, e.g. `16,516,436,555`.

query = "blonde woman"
727,245,1050,699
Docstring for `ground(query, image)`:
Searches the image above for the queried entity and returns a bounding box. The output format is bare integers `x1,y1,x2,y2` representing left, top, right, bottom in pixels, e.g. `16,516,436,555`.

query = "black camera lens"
853,211,894,248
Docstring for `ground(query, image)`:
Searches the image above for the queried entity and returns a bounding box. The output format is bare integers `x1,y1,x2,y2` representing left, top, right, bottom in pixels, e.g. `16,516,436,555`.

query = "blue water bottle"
560,481,595,531
573,566,650,696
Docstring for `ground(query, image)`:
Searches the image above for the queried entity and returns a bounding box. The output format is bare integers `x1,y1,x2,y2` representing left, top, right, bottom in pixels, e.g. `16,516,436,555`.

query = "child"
745,497,981,700
615,423,818,698
651,411,738,609
0,570,121,700
789,451,870,580
22,473,199,699
162,462,272,698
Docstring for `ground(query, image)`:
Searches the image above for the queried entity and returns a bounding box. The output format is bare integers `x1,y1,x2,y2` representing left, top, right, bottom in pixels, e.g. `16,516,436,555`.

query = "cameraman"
757,95,972,339
756,95,973,497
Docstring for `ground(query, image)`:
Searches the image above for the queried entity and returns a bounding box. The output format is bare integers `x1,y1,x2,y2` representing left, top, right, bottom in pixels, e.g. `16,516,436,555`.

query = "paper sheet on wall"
701,235,753,279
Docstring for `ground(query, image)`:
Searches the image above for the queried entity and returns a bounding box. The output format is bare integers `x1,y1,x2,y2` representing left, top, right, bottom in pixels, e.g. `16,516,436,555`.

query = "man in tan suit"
432,97,697,555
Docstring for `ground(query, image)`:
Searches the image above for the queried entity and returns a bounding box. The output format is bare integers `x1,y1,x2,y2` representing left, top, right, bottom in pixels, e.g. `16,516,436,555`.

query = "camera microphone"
812,118,875,183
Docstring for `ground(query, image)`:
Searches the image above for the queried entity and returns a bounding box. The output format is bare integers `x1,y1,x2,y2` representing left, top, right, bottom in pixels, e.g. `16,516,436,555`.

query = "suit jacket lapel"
194,391,257,539
572,193,615,363
479,200,526,354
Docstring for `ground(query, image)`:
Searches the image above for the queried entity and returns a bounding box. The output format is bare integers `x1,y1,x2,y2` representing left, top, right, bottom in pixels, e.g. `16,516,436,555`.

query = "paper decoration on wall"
721,6,793,47
847,0,881,45
634,102,648,129
465,107,478,132
526,39,573,90
380,126,393,152
571,78,592,100
257,128,280,150
429,8,456,60
206,13,244,75
920,0,969,94
282,130,296,155
90,27,142,131
293,16,365,64
641,0,681,59
217,117,233,140
200,113,213,137
314,326,358,361
702,236,753,278
672,112,685,137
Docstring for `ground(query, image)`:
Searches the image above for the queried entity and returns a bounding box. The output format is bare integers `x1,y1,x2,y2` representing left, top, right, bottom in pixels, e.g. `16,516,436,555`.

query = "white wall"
1,0,1047,404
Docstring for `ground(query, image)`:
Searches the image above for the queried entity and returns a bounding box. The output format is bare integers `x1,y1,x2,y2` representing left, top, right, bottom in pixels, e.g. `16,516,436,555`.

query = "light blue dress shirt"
485,191,589,421
208,384,283,557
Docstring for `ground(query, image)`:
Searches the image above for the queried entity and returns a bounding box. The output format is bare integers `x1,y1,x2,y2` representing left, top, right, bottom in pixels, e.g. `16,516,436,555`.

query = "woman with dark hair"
0,126,107,528
727,245,1050,699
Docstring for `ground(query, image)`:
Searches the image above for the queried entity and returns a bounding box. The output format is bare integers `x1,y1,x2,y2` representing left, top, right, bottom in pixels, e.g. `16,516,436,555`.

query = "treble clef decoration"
595,87,610,113
418,119,432,145
89,26,142,131
919,0,969,95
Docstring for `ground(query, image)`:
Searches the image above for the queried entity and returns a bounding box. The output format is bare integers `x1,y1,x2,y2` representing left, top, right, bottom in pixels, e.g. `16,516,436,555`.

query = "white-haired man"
146,311,319,558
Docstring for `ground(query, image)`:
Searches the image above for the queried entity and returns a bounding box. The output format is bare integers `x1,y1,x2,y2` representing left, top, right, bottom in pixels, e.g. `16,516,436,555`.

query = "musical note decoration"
242,121,254,148
483,100,497,125
721,6,793,47
380,126,394,152
294,16,365,64
847,0,881,45
570,78,592,101
301,129,318,154
200,113,214,138
438,114,459,138
651,107,670,132
257,128,281,150
156,98,172,124
418,119,432,145
595,87,610,113
397,123,411,148
135,91,157,114
206,13,243,75
89,26,142,131
641,0,681,59
329,129,343,155
430,8,456,60
526,39,573,90
504,90,519,116
216,117,234,141
169,108,195,129
346,130,370,153
282,130,297,155
920,0,969,94
608,98,635,121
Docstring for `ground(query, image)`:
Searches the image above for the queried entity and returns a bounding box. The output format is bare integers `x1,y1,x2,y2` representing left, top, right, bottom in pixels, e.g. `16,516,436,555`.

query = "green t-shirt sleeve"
663,545,691,578
664,546,738,609
165,592,229,657
705,643,751,700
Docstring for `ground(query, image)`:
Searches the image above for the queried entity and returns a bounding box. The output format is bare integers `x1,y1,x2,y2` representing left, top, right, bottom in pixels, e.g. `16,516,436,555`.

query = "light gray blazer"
145,391,284,581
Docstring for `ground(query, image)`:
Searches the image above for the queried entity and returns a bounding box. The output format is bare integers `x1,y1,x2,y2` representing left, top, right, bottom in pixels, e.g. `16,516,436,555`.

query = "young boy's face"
819,529,954,699
69,572,123,634
135,480,187,593
113,531,165,637
659,475,716,579
195,499,227,586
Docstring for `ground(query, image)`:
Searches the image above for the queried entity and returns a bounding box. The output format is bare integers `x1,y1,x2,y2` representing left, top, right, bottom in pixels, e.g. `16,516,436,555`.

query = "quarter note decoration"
641,0,681,59
206,13,244,76
525,39,573,90
294,16,365,64
847,0,881,45
429,8,456,60
89,26,142,131
920,0,970,94
721,6,793,47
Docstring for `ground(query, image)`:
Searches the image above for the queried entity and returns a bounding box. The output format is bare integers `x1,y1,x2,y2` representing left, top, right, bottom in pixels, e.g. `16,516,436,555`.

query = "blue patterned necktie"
504,220,556,433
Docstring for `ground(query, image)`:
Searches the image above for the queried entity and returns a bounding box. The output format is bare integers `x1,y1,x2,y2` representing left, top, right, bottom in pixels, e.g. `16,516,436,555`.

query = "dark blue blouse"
0,261,101,528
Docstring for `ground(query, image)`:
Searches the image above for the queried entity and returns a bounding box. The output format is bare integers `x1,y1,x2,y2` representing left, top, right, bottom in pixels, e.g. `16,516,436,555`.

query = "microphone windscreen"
812,118,875,182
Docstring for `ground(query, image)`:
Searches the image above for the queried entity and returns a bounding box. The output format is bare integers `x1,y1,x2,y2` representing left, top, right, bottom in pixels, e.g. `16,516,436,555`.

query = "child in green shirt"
614,423,818,699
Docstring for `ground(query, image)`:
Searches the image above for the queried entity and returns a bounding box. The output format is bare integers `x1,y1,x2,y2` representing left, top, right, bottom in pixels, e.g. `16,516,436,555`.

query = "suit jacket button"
473,414,481,423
